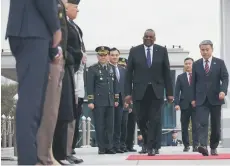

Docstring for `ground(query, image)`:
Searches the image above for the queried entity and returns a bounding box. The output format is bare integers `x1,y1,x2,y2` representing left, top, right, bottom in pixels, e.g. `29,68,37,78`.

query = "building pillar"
220,0,230,148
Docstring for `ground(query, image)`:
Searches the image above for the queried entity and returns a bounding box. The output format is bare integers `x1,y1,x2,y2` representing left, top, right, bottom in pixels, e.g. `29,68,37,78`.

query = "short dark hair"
109,47,120,54
184,57,194,62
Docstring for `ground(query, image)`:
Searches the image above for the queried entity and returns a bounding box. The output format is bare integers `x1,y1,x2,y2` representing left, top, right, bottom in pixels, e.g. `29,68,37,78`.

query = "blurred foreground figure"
6,0,61,164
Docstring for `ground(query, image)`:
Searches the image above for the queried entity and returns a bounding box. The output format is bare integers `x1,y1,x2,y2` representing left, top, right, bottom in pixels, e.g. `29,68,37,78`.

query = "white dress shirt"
144,45,153,64
203,56,213,69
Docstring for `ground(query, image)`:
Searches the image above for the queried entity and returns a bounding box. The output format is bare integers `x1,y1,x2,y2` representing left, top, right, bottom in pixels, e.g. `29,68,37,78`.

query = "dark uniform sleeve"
87,66,95,104
35,0,60,35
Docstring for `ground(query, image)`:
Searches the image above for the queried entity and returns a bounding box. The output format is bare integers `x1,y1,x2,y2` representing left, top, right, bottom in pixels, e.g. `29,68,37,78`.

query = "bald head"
143,29,156,47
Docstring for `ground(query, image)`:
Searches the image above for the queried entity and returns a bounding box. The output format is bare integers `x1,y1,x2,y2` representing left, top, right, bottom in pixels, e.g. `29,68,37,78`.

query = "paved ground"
1,146,230,165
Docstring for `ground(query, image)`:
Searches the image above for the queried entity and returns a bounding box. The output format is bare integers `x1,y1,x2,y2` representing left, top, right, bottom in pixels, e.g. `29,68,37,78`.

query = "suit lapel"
198,59,206,76
209,57,217,75
183,72,189,86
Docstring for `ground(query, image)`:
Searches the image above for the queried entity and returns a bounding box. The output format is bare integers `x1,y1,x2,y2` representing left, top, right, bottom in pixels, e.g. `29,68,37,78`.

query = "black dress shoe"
71,149,76,154
193,146,198,152
183,146,190,152
198,146,209,156
66,155,84,164
121,148,129,152
155,149,159,154
114,148,124,153
127,147,137,152
211,149,218,156
98,149,105,154
106,149,116,154
147,149,156,156
139,146,147,154
57,159,72,165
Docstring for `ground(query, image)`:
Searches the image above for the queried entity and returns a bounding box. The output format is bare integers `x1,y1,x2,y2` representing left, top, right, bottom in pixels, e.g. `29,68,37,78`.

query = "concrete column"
220,0,230,148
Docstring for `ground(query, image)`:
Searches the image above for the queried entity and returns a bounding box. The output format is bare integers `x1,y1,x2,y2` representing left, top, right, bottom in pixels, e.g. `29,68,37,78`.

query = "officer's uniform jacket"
87,63,119,106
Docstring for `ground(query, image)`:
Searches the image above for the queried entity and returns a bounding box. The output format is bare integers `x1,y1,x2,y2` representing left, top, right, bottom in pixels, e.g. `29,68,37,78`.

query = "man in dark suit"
6,0,61,165
125,29,173,156
191,40,229,156
52,0,83,164
109,49,127,153
118,58,137,152
174,57,199,152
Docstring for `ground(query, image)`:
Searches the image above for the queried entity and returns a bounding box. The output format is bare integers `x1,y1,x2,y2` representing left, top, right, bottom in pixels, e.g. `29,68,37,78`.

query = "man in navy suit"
191,40,229,156
6,0,62,164
174,57,199,152
125,29,173,156
109,49,127,153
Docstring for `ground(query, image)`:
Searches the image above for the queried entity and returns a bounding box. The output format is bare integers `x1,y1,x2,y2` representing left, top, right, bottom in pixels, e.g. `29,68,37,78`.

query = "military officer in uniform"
87,46,119,154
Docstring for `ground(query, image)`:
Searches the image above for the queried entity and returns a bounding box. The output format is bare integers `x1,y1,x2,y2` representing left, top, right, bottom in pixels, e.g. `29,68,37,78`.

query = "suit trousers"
93,106,114,150
72,98,84,149
36,58,65,165
126,111,136,149
9,37,50,165
113,106,123,149
120,111,129,149
53,119,76,160
196,98,221,149
181,105,199,147
134,85,163,150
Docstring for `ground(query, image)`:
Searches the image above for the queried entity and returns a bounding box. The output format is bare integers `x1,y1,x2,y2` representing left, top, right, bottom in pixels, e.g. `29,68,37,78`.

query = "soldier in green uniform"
87,46,119,154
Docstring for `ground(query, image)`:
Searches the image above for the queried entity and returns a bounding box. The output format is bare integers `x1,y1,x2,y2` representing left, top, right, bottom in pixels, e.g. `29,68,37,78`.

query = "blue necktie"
147,48,151,68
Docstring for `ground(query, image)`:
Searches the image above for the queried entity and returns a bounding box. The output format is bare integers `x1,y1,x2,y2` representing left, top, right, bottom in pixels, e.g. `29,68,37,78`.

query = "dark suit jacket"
66,20,83,69
125,44,173,100
58,21,83,121
6,0,60,39
174,72,193,110
191,57,229,106
118,65,126,107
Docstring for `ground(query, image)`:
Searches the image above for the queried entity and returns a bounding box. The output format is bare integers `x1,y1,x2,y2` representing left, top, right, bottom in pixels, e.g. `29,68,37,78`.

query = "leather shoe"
139,146,147,154
183,146,190,152
114,148,124,153
127,147,137,152
66,155,83,164
147,149,156,156
155,149,159,154
71,149,76,155
193,146,198,152
198,146,209,156
98,149,105,154
211,149,218,156
121,148,129,152
106,149,116,154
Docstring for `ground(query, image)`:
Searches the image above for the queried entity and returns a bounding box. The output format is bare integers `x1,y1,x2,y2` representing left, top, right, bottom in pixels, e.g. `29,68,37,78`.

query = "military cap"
172,130,177,134
68,0,80,4
118,57,127,65
95,46,110,55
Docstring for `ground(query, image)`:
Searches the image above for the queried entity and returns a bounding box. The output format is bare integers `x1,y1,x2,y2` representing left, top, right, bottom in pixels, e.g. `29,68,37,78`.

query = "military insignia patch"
101,46,104,50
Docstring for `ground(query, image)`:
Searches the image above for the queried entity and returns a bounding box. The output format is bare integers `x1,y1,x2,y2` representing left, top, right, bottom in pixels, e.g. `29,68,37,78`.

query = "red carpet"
126,154,230,160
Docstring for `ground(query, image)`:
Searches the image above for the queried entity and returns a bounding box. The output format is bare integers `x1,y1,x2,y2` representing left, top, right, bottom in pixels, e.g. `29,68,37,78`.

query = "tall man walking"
125,29,173,156
191,40,229,156
6,0,61,164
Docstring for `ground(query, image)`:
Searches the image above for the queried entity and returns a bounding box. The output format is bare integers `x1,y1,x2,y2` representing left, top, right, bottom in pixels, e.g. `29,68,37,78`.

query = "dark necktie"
103,65,107,70
188,73,192,85
204,60,209,74
146,48,151,68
